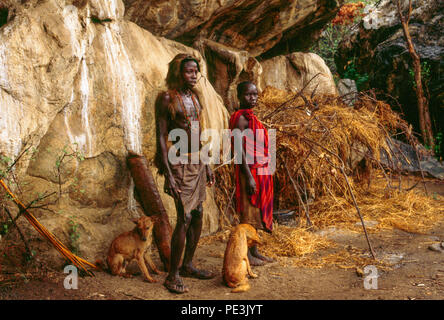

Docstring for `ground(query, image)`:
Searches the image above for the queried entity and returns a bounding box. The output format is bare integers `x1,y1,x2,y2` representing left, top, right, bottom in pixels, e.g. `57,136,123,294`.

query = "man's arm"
156,92,182,199
206,164,215,186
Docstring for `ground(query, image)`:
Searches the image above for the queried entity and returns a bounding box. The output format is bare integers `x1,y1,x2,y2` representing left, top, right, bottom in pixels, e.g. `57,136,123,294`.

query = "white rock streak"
64,91,86,152
102,23,142,154
98,0,142,213
62,5,94,156
79,58,93,156
63,5,83,58
0,37,22,158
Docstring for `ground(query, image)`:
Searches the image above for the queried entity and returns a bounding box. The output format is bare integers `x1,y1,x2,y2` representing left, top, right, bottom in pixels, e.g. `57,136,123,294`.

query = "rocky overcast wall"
0,0,228,263
0,0,339,263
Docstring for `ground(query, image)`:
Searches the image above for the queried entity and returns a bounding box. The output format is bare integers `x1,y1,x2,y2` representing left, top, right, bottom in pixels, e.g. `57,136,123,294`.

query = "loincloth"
239,173,265,231
167,162,206,215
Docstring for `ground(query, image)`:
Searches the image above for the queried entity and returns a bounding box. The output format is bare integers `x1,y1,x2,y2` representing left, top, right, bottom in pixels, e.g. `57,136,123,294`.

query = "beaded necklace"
174,89,201,128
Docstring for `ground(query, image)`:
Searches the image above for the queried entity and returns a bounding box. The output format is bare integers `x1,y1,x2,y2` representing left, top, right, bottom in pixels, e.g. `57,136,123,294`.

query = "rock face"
195,39,263,112
122,0,343,109
0,0,339,267
123,0,343,58
260,52,338,97
0,0,228,264
335,0,443,147
337,79,358,105
196,40,337,112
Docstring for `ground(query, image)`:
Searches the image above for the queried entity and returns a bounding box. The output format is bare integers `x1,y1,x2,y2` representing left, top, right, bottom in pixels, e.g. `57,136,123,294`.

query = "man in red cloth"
229,81,274,266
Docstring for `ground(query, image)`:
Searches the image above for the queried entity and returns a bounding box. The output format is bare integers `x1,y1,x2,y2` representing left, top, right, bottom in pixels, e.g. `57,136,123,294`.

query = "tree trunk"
397,0,434,150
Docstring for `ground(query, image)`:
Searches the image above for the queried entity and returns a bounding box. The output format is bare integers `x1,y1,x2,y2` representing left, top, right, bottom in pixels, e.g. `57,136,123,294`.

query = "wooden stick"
220,187,236,230
3,206,32,258
126,152,172,272
0,179,97,275
262,73,322,121
283,161,313,228
283,131,377,259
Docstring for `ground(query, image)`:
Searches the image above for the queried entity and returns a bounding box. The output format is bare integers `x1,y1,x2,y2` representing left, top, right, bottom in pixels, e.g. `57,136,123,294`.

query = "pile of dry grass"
259,225,334,258
211,86,444,269
310,178,444,234
256,86,413,208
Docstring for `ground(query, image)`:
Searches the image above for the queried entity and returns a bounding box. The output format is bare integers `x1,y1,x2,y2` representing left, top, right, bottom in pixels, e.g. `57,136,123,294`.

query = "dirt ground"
1,179,444,301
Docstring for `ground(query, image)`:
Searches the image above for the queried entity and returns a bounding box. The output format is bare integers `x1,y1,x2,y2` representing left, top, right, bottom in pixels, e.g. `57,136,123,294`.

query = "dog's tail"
95,259,109,273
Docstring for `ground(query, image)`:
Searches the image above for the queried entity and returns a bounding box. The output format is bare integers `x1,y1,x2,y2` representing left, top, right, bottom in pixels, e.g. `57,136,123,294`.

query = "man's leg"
181,204,203,268
248,247,266,266
164,201,192,293
179,204,215,279
250,245,274,263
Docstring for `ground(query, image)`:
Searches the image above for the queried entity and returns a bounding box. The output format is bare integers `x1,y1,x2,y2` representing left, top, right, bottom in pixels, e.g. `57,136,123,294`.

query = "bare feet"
248,250,266,266
250,246,274,264
179,265,216,279
164,276,189,294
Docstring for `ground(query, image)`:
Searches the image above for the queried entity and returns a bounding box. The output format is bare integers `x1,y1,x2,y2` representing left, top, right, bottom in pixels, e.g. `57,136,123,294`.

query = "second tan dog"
106,215,160,283
222,224,261,293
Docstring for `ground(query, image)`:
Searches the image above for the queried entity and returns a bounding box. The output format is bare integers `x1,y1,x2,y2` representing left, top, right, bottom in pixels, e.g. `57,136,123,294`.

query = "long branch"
283,131,377,259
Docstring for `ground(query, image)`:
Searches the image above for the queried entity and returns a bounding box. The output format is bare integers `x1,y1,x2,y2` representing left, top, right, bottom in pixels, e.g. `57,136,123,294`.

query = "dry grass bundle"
309,178,444,234
259,225,335,258
256,86,412,209
213,164,237,230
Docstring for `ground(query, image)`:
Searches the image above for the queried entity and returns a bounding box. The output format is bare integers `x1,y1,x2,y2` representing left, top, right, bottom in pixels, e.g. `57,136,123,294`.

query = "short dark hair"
237,81,255,99
180,57,201,73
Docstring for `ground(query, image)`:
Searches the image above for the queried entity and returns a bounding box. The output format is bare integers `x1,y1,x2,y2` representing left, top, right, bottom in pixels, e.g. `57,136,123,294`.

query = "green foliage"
408,61,432,89
433,132,443,160
342,60,369,91
55,144,85,170
310,23,349,77
424,132,443,160
68,216,81,255
24,250,36,263
310,0,378,88
1,143,87,265
0,220,11,235
0,155,12,166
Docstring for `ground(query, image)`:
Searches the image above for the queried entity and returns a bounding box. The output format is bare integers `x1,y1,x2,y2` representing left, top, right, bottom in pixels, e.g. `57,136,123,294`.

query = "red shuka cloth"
229,109,273,232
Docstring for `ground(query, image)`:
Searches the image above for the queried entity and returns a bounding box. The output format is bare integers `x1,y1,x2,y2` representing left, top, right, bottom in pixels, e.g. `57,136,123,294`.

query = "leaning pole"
127,152,172,272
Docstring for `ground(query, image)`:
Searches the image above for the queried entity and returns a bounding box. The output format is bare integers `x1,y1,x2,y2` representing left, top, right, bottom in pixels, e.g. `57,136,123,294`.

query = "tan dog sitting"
222,224,261,293
106,216,160,283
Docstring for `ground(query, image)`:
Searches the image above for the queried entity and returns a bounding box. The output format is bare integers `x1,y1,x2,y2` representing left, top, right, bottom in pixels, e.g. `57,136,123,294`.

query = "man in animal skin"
155,54,216,294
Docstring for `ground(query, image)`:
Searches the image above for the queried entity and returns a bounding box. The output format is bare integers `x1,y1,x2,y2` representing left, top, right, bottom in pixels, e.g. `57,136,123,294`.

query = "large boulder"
337,78,358,105
335,0,444,148
260,52,338,97
123,0,343,57
195,39,263,112
0,0,228,264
